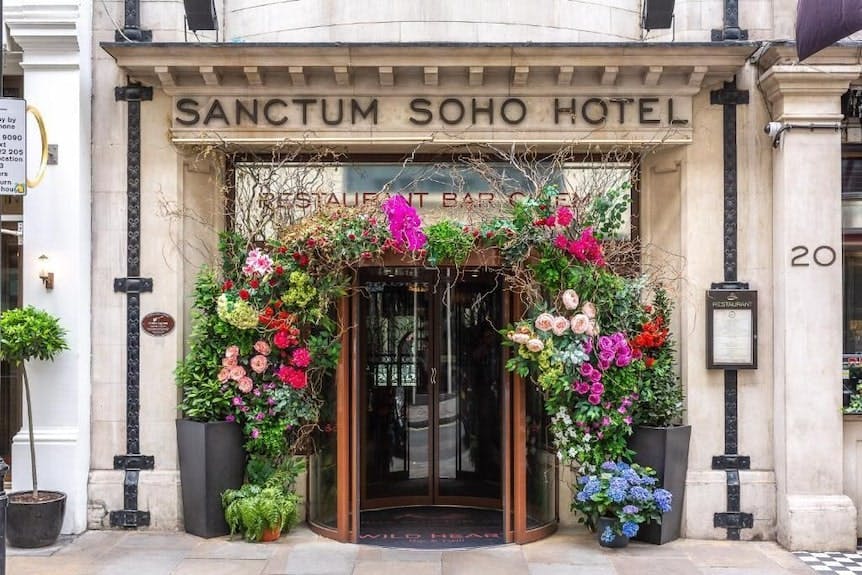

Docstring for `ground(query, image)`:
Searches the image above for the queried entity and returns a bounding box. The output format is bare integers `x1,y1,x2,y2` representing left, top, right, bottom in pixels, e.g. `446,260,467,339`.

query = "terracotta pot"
260,526,282,542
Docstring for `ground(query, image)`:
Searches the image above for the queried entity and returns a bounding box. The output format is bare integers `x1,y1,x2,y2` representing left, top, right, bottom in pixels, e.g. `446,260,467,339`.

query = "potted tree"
0,306,69,548
175,266,246,538
628,288,690,544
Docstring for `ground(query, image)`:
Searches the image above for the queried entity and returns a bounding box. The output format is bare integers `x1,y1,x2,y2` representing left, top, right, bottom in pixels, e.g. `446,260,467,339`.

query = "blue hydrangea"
654,488,672,513
576,490,588,503
629,486,652,503
608,477,628,502
621,521,639,538
601,461,618,472
622,468,641,485
577,475,590,485
600,525,615,543
622,505,639,515
583,478,601,497
640,475,657,486
616,462,631,471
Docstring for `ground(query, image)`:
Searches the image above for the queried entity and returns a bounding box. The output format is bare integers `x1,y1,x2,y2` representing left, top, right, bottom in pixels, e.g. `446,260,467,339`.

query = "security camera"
764,121,783,138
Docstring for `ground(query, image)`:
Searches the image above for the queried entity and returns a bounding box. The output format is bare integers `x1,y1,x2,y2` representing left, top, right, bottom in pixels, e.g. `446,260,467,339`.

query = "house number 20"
791,245,837,267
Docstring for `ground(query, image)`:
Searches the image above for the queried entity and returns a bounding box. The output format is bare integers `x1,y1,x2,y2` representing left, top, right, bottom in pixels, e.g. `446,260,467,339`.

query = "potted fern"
222,457,303,542
0,306,69,548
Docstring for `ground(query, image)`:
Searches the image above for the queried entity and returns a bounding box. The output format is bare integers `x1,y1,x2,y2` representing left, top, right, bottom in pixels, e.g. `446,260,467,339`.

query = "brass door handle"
430,367,437,388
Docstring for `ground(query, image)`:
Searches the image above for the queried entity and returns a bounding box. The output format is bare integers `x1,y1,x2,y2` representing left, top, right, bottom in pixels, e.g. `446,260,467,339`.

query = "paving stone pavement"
6,525,819,575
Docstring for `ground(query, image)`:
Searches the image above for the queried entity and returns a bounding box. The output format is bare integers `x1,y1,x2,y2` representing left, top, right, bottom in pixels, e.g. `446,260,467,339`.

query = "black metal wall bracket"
714,512,754,529
113,277,153,294
114,84,153,103
113,455,155,470
110,509,151,528
712,455,751,470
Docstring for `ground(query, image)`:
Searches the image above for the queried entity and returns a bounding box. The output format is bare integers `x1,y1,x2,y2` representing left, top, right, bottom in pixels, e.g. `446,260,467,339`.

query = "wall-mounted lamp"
38,254,54,290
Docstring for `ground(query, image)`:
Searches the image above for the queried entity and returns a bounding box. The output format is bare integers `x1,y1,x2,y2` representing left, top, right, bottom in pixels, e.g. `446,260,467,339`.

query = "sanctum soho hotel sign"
172,95,691,132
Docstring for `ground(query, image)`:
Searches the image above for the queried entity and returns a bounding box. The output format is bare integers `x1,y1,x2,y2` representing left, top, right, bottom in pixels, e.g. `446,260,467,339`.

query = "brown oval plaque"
141,312,175,337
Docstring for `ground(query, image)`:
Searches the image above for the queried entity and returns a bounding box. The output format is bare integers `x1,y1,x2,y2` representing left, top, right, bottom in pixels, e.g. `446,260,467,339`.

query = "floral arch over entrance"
176,147,681,545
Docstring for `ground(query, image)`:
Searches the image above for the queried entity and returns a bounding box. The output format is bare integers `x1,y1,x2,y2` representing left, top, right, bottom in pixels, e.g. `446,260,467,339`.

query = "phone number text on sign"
0,98,27,196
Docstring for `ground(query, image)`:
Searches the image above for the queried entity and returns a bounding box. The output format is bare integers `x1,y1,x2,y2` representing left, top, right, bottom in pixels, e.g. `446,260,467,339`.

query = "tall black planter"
176,420,246,538
629,425,691,544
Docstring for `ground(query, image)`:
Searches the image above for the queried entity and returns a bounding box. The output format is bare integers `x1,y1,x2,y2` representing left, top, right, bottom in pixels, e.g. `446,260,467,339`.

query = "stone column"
5,0,92,535
761,64,860,551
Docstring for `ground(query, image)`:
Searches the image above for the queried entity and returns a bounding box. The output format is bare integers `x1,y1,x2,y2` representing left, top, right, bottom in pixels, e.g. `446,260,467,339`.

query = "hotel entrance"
357,268,504,543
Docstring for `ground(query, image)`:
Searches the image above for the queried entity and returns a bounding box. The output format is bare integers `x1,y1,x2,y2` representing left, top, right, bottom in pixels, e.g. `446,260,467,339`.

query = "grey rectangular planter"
629,424,691,544
176,419,246,538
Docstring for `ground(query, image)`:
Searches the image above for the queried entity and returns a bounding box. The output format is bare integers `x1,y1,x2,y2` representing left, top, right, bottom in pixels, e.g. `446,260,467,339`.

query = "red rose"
238,289,250,300
298,254,309,267
222,280,233,291
348,233,356,240
275,265,284,275
361,251,372,259
278,246,287,254
249,279,260,289
645,357,656,368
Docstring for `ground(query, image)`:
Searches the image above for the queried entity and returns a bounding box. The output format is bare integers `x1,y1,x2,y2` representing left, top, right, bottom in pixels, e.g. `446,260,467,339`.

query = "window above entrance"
232,161,634,243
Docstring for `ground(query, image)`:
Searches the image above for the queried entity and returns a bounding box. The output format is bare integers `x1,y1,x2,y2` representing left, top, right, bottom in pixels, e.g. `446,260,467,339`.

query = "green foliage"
424,220,475,265
176,268,242,422
583,181,632,240
222,483,300,542
0,306,68,365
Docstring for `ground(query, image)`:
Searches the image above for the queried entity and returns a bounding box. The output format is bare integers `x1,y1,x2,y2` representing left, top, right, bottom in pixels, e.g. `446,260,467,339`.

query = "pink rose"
254,340,271,356
291,347,312,368
225,345,240,359
229,365,246,381
526,338,545,352
590,382,605,395
579,362,594,378
237,377,253,393
250,354,269,374
512,333,531,345
571,314,590,334
562,289,580,310
588,394,601,405
581,302,597,319
552,316,570,336
222,356,238,368
575,381,590,395
534,313,554,332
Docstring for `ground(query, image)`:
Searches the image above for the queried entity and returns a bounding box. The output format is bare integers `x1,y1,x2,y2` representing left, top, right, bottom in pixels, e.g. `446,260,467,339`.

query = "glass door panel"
361,272,431,503
437,273,502,501
360,269,503,508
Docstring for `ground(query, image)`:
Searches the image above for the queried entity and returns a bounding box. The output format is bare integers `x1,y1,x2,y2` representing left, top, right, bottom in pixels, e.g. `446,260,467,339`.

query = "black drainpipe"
110,82,154,528
117,0,151,42
711,0,748,41
709,78,754,540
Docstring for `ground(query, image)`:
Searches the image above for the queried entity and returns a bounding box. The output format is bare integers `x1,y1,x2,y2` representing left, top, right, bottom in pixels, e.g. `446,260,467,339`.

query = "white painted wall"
6,0,92,535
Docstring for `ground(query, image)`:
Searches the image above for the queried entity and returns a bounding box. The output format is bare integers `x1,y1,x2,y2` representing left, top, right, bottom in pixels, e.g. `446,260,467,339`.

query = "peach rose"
229,365,246,381
552,316,570,336
586,319,599,337
250,354,269,374
225,345,240,359
253,340,271,356
535,313,555,332
562,289,580,310
581,301,597,319
217,367,231,383
222,356,238,368
526,338,545,352
237,377,254,394
571,314,590,334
